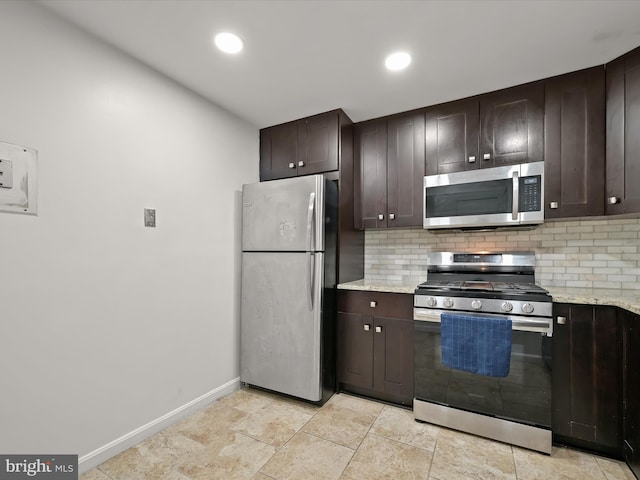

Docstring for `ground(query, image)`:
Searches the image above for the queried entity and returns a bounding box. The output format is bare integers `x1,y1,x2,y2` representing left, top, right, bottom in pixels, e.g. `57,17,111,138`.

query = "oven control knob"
426,297,437,307
443,298,454,308
471,300,482,310
522,303,535,314
501,302,513,312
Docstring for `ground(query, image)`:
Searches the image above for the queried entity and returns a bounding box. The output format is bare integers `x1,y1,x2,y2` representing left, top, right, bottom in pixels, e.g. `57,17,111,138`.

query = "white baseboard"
78,377,241,474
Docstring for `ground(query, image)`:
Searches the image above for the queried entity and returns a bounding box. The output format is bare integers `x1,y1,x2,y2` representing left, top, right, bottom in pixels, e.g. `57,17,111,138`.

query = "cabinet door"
298,111,339,175
354,119,387,229
545,67,605,219
260,122,298,181
480,82,544,167
606,46,640,214
623,309,640,478
386,111,425,227
552,304,622,455
337,312,374,389
373,315,414,406
425,98,479,175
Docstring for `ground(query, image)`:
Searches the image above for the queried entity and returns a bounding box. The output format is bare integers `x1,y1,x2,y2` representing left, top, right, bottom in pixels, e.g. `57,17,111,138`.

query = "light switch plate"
0,158,14,189
144,208,156,227
0,141,37,215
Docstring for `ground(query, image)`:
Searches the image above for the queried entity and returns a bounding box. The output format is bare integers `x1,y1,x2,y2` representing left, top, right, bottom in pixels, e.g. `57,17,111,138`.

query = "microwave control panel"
519,175,542,212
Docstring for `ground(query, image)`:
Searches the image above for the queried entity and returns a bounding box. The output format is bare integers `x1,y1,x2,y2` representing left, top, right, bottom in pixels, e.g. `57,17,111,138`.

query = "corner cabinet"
260,109,350,181
425,82,544,175
606,45,640,214
354,111,425,229
622,309,640,478
544,67,606,219
552,304,623,456
337,290,414,406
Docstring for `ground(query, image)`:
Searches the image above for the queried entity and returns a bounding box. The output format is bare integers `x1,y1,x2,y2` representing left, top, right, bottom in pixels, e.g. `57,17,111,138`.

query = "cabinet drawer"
338,290,412,319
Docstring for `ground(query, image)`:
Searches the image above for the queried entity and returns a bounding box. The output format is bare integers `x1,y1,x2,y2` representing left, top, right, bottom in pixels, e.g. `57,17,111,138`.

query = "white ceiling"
38,0,640,129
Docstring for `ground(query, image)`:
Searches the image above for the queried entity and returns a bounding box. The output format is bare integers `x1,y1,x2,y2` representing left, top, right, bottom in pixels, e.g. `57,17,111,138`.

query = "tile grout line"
333,401,386,478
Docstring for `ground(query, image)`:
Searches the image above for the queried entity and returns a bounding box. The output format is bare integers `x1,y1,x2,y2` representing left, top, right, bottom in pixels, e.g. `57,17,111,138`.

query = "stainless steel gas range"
413,251,553,454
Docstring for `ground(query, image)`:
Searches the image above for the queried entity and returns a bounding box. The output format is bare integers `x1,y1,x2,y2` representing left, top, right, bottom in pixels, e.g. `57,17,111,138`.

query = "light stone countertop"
337,280,640,316
337,279,417,295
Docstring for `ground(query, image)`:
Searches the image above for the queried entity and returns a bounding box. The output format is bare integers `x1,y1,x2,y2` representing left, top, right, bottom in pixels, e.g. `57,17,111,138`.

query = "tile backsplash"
364,218,640,289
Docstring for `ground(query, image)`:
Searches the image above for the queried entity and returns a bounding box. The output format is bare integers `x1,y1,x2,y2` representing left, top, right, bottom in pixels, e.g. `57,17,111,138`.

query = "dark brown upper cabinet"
545,67,606,219
480,82,545,168
606,45,640,215
425,98,479,174
354,111,425,229
260,109,348,181
425,82,544,175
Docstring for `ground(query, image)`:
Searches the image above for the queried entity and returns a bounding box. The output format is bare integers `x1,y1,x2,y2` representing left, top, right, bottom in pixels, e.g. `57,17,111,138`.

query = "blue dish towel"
441,313,512,377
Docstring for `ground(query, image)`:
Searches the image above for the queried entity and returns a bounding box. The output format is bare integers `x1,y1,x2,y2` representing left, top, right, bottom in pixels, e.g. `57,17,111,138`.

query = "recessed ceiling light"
214,32,244,54
385,51,411,71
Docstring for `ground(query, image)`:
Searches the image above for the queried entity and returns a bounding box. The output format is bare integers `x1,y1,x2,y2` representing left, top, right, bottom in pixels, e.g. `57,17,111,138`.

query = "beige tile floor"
81,387,635,480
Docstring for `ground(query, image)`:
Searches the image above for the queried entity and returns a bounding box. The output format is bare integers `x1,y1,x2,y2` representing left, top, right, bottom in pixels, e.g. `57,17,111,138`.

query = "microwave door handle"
512,171,519,221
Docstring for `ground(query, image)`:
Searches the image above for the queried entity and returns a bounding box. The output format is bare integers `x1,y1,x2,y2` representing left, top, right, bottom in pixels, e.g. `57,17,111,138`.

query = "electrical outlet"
0,158,13,189
144,208,156,227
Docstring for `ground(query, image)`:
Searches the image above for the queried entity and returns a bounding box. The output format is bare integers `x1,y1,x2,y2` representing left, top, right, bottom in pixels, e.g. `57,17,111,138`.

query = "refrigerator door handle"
306,192,316,310
306,192,316,253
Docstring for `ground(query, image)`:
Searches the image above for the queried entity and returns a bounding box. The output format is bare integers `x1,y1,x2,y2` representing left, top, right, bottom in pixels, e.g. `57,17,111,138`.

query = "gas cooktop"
414,251,552,309
416,280,550,295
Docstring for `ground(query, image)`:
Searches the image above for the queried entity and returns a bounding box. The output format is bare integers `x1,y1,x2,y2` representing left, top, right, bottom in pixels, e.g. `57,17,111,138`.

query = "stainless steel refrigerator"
240,174,337,404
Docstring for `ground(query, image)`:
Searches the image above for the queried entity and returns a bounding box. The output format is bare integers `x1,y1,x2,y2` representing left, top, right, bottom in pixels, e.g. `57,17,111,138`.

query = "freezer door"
242,175,325,252
240,251,324,401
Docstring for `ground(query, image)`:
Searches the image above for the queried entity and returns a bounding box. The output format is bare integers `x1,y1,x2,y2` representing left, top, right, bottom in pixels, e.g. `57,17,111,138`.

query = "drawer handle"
557,316,566,325
375,326,382,333
468,155,476,163
549,201,559,209
364,324,371,332
298,161,305,167
483,153,491,160
370,301,377,308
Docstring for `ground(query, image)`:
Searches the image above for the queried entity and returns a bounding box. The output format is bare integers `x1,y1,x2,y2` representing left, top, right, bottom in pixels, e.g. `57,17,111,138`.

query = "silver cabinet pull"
378,214,384,220
288,162,295,169
364,324,371,331
608,196,620,205
298,161,305,167
468,156,476,163
370,301,377,308
375,326,382,333
550,201,559,209
389,213,395,220
557,316,567,325
483,153,491,160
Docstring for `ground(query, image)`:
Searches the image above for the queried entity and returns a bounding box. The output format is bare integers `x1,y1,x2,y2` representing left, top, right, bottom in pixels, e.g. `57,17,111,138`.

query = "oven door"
414,312,552,429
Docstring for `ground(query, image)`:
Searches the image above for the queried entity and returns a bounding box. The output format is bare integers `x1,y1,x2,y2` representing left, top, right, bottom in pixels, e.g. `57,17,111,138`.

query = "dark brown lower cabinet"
552,304,623,456
622,309,640,478
337,290,413,406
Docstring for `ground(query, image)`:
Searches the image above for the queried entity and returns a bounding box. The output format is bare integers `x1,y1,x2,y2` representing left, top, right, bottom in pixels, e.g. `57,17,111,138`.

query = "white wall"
0,1,258,468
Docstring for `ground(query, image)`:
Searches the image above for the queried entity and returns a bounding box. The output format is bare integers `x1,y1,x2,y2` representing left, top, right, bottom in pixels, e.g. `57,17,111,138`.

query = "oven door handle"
413,308,552,335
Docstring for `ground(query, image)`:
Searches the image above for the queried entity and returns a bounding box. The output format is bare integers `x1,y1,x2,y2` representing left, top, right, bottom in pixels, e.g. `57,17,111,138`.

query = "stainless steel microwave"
424,162,544,230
